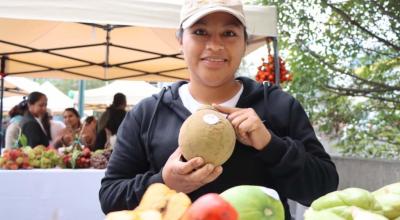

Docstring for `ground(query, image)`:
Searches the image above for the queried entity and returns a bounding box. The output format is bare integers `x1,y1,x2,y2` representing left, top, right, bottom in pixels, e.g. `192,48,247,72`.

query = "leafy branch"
322,0,400,51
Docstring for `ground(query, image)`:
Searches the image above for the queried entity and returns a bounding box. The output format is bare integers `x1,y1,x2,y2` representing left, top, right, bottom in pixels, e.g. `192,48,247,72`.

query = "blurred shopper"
5,99,28,148
53,108,81,148
19,92,50,147
42,109,66,147
80,116,97,150
97,93,127,133
95,108,126,150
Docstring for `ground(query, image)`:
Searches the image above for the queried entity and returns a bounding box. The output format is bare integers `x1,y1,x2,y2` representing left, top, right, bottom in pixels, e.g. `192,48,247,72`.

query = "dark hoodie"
99,77,338,219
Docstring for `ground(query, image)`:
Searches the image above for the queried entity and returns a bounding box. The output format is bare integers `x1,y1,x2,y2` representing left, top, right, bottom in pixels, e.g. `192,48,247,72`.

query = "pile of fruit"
0,145,60,169
255,54,292,84
254,39,292,85
0,145,112,170
0,148,31,169
304,182,400,220
106,183,285,220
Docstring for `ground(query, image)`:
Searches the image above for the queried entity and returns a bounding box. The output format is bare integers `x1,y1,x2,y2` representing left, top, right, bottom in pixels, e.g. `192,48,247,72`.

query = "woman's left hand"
213,104,271,150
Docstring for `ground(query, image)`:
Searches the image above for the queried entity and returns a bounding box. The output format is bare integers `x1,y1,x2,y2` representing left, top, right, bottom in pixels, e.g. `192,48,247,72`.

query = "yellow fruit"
179,105,236,166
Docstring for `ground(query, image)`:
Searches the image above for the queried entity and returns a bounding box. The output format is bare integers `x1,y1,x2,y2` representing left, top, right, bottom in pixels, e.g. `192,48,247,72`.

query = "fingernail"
207,164,214,171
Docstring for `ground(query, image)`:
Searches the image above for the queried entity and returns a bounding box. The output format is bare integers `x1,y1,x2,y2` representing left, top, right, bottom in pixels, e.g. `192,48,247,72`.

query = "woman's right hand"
62,133,74,146
162,147,223,194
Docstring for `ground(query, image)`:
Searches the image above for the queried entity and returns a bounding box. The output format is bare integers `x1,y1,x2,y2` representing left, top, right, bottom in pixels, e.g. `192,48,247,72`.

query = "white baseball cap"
180,0,246,29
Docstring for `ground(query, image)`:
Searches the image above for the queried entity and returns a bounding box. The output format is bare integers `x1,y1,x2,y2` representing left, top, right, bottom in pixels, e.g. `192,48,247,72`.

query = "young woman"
53,108,82,148
5,99,28,148
99,1,339,219
19,92,49,147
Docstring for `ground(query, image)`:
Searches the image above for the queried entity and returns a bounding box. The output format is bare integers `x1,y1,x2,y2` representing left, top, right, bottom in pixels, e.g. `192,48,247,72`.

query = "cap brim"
181,7,246,29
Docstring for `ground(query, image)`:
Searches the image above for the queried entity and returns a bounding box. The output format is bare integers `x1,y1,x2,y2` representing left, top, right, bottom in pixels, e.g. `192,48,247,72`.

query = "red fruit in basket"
9,149,21,160
182,193,237,220
84,148,91,158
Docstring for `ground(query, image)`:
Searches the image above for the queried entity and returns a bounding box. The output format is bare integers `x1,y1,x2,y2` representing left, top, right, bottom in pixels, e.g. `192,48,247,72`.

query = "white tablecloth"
0,169,106,220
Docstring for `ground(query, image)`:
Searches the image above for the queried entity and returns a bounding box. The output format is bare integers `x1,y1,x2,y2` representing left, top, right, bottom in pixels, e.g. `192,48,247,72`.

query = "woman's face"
180,12,246,88
63,111,80,129
28,96,47,118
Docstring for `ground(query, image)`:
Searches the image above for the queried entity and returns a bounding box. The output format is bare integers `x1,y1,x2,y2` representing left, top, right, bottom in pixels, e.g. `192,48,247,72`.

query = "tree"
254,0,400,159
33,79,107,95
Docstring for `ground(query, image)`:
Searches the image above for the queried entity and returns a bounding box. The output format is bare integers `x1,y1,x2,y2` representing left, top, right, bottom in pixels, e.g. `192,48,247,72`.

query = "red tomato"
182,193,238,220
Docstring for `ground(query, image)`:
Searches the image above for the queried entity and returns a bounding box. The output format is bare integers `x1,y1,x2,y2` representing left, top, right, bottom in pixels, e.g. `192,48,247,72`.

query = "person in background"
53,108,81,148
94,107,126,150
97,93,127,133
99,1,339,219
19,92,50,147
5,99,28,148
43,109,66,147
80,116,97,150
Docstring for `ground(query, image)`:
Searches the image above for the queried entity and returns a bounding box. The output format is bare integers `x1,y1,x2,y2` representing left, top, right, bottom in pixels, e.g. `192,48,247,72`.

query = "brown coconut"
178,105,236,166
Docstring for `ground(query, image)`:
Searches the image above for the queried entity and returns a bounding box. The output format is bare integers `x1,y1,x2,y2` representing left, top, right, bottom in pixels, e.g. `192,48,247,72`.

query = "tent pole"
272,37,280,86
78,80,85,118
0,56,8,149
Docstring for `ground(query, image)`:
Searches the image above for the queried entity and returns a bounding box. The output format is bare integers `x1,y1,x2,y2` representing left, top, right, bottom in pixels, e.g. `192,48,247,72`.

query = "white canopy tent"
2,81,74,112
3,76,40,97
0,0,278,81
0,0,279,143
74,81,160,109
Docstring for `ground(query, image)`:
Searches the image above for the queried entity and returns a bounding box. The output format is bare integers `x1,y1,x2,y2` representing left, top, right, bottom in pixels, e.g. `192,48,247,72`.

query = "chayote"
373,183,400,219
311,188,382,212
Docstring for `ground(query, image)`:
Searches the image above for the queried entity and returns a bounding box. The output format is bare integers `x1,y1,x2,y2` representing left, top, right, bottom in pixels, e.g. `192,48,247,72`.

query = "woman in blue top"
5,99,28,148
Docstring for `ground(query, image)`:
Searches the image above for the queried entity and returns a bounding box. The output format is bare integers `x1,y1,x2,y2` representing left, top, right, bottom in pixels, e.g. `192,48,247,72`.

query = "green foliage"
17,133,28,148
33,78,107,94
253,0,400,159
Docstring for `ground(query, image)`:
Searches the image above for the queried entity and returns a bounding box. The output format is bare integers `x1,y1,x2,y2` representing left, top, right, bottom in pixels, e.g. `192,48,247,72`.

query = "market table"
0,169,105,220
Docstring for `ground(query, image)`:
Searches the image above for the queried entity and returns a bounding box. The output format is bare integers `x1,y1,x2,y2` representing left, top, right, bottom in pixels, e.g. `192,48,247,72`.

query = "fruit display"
0,145,61,169
0,148,31,169
304,182,400,220
220,185,285,220
181,193,238,220
255,38,292,84
178,105,236,166
106,184,285,220
0,144,113,170
59,147,91,169
106,183,191,220
90,148,112,169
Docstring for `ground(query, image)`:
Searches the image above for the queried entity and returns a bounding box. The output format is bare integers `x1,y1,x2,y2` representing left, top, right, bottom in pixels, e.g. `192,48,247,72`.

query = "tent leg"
272,37,280,86
78,80,86,118
0,56,8,150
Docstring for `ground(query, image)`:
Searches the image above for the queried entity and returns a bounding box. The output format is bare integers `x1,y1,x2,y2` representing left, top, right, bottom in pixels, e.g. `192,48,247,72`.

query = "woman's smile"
201,56,228,69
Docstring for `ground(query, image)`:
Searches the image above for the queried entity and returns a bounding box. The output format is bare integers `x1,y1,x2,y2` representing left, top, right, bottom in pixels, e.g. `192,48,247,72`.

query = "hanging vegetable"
255,39,292,84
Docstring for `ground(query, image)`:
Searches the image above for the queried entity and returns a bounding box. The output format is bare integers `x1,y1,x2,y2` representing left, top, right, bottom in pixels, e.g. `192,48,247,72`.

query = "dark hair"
84,116,96,124
64,108,80,118
27,91,46,105
8,98,28,118
111,93,127,108
41,111,52,140
105,108,126,135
